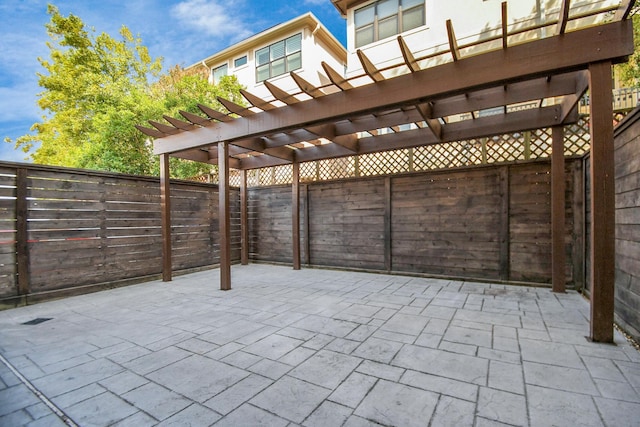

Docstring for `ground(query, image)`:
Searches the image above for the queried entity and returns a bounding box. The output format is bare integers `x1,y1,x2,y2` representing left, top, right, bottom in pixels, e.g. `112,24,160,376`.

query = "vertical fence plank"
16,168,29,295
384,177,392,272
499,166,510,281
240,170,249,265
303,184,310,266
572,160,585,291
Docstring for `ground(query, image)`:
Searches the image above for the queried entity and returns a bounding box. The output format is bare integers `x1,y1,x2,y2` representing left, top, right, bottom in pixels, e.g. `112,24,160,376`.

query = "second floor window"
355,0,425,48
256,33,302,82
234,56,247,68
213,64,228,84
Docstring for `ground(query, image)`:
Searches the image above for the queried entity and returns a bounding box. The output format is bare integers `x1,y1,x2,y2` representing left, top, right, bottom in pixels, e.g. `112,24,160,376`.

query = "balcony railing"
580,87,640,113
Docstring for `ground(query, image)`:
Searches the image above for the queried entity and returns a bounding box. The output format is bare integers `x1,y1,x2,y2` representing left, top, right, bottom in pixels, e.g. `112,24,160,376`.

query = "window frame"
255,33,303,83
234,56,248,68
354,0,426,48
212,63,228,84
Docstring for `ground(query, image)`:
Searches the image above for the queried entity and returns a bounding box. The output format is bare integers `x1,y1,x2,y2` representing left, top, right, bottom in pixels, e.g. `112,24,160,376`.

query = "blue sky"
0,0,347,163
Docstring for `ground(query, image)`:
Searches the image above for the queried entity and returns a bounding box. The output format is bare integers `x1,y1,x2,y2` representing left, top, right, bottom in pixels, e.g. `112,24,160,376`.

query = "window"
255,33,302,82
212,64,228,83
355,0,425,48
234,56,247,68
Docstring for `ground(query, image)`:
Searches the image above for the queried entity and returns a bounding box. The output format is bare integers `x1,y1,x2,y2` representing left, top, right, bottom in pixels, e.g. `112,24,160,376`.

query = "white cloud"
172,0,252,41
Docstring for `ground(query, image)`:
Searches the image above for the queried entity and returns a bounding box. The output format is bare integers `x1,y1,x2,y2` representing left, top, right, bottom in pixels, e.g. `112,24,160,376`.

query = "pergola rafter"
137,0,635,343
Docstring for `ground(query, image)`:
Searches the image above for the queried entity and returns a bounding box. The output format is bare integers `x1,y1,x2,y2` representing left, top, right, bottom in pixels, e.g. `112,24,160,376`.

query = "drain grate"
22,318,53,325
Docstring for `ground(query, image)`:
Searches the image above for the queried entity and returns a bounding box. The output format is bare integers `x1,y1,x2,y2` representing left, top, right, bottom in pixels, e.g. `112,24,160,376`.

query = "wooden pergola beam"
241,89,277,111
502,2,508,49
290,71,325,98
218,97,255,117
357,50,385,82
446,19,461,61
154,21,632,156
432,72,585,117
557,0,571,35
615,0,636,20
265,81,300,105
322,61,353,90
198,104,232,122
234,104,573,169
416,103,443,140
398,36,420,72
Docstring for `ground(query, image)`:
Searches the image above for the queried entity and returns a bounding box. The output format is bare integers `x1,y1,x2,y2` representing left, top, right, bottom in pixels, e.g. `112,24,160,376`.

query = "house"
191,12,347,101
332,0,622,77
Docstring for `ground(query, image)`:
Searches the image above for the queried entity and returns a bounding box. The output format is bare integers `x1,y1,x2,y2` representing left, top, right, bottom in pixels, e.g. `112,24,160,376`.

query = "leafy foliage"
9,4,244,179
616,11,640,87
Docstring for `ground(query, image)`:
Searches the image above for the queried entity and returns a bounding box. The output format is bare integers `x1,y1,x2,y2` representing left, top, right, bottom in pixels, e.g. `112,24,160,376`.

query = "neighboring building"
191,12,347,100
331,0,622,77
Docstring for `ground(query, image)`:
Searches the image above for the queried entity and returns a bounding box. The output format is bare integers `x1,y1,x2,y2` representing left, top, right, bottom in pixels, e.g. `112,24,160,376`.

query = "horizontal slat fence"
249,158,584,287
0,163,240,304
613,108,640,342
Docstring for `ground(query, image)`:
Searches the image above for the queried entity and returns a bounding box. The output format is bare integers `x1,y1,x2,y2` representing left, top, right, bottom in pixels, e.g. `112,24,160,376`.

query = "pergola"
138,0,634,343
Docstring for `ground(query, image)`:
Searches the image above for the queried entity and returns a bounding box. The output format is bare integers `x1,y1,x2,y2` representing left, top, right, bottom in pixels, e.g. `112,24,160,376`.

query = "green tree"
617,12,640,87
149,66,246,178
9,4,245,179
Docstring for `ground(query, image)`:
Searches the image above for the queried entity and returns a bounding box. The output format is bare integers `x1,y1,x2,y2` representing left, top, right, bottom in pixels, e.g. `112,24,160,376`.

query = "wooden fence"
248,158,584,287
0,156,588,305
0,163,240,306
613,107,640,342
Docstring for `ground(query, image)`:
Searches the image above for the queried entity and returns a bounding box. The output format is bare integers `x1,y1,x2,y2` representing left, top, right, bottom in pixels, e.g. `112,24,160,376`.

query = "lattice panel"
240,114,600,186
485,133,525,163
300,162,318,183
530,128,552,159
317,157,356,181
359,150,409,176
455,141,484,166
228,170,242,187
564,117,590,156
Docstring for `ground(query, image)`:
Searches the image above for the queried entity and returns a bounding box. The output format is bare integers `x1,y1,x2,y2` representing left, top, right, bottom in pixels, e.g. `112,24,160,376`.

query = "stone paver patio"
1,264,639,426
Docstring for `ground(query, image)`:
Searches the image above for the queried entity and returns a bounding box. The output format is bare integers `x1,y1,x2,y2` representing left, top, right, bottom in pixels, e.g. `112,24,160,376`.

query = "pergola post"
292,163,301,270
588,60,615,343
160,153,172,282
219,142,231,290
240,169,249,265
551,125,566,293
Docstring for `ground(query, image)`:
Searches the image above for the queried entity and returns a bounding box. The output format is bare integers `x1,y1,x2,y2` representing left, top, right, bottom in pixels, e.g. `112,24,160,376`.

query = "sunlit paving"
0,265,638,426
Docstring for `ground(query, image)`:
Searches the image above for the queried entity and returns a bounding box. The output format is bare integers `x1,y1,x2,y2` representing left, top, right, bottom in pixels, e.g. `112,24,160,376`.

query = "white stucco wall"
345,0,620,78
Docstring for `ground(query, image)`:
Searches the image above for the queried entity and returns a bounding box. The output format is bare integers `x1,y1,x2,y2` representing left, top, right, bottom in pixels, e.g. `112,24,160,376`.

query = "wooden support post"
240,169,249,265
160,154,172,282
384,177,392,272
292,163,301,270
219,142,231,290
588,61,615,343
15,168,29,295
551,126,566,293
